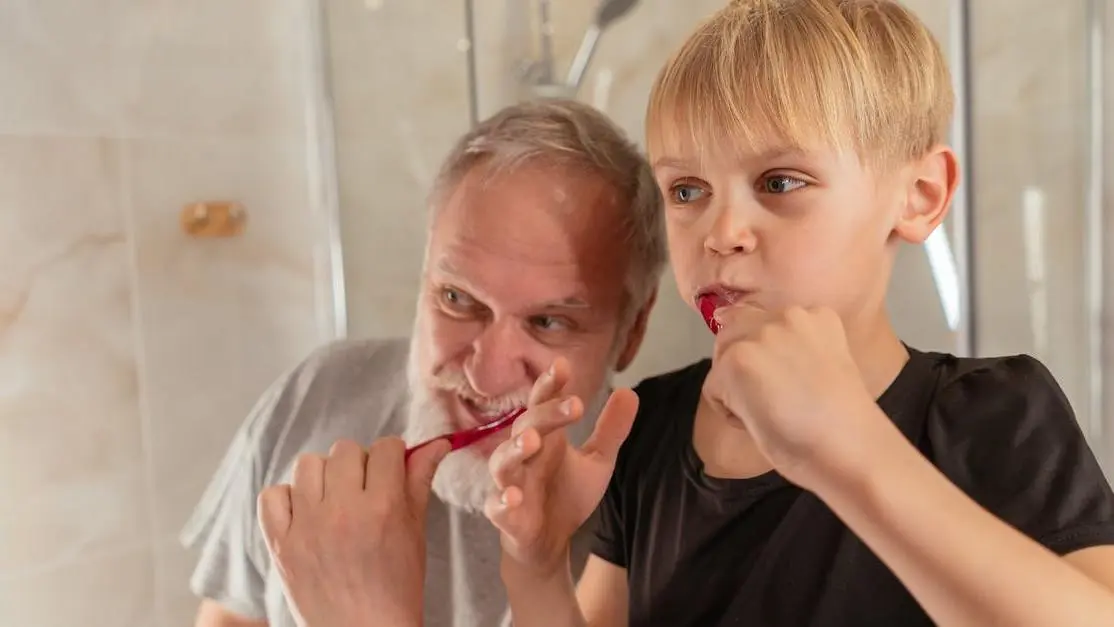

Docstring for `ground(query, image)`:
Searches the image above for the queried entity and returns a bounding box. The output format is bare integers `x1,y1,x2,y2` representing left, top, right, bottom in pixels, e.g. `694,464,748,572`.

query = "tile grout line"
116,136,166,627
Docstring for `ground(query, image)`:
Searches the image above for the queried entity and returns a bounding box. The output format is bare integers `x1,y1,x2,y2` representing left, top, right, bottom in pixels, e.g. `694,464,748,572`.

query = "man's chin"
430,447,494,514
468,429,512,457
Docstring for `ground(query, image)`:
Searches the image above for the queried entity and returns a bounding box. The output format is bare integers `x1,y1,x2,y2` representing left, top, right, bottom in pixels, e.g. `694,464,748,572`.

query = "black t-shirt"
592,347,1114,626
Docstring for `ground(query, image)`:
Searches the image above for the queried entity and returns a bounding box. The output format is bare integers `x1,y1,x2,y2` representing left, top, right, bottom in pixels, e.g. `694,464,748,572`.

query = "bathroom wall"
0,2,337,626
328,0,1111,472
1,1,1109,626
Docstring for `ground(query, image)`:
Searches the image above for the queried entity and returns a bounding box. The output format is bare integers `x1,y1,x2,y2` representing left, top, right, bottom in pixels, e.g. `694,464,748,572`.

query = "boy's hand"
258,436,450,627
702,305,883,488
484,357,638,577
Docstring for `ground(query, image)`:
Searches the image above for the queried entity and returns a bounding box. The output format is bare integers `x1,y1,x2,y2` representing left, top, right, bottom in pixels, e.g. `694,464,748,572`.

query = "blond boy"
487,1,1114,625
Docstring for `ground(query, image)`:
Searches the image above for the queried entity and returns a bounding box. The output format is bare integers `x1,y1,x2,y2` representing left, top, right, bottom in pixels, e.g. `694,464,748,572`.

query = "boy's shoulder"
631,357,712,405
616,359,711,460
909,348,1070,423
908,348,1114,552
915,348,1057,390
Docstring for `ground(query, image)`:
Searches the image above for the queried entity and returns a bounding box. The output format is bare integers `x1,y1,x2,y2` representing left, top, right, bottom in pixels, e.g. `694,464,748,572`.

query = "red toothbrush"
698,295,723,335
404,406,527,460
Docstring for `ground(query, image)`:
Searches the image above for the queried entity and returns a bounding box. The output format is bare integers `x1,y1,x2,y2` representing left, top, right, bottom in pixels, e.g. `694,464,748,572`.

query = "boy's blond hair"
647,0,954,165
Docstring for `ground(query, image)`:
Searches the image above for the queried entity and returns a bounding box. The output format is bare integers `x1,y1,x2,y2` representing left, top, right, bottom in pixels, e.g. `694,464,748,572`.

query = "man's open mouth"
459,395,523,426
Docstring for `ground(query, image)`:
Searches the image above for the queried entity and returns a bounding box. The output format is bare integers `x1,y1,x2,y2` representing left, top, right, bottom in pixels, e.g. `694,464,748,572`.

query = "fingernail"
499,490,508,506
514,435,524,449
558,397,575,416
546,363,556,378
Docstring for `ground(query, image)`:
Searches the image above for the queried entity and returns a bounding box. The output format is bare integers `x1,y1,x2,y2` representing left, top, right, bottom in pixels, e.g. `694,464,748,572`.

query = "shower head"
565,0,641,90
595,0,639,30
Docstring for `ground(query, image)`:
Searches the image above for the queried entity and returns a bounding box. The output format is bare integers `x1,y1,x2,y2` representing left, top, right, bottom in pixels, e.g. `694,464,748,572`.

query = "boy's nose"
704,203,758,255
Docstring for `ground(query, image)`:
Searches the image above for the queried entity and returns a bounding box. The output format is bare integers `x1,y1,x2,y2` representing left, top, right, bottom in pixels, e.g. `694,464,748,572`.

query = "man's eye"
441,287,475,310
530,315,570,332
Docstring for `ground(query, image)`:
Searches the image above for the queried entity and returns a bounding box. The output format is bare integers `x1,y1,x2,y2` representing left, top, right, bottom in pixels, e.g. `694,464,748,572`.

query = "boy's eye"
669,183,707,204
762,175,807,194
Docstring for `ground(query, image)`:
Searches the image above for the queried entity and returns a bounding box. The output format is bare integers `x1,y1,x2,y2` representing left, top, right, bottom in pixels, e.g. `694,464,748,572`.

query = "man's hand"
258,436,450,627
484,357,638,578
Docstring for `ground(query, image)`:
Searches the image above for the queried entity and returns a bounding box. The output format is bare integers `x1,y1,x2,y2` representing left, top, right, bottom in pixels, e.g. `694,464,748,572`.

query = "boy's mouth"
695,285,751,334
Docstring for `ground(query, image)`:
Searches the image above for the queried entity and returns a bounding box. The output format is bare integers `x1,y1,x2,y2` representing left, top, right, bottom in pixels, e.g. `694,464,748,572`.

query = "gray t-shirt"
180,337,595,627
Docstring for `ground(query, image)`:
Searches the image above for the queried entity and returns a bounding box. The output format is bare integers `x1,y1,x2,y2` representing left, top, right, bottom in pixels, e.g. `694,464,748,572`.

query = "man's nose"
463,319,534,398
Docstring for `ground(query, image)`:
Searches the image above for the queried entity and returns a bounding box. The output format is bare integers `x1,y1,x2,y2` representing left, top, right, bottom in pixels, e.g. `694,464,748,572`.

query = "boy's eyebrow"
652,156,693,170
653,147,809,171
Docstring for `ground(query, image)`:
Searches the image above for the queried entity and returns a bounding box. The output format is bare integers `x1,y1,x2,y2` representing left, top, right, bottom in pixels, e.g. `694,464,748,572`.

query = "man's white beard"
402,332,612,514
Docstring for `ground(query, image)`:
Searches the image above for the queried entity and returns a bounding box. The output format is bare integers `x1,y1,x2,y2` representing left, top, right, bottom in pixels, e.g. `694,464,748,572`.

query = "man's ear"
615,288,658,372
893,145,960,244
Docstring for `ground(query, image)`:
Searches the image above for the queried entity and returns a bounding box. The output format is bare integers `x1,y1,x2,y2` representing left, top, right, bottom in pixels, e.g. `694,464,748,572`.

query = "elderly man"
181,98,667,627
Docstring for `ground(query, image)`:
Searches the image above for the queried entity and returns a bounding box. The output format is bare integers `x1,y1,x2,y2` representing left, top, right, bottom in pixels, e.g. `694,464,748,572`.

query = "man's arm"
502,555,628,627
182,359,303,625
195,600,268,627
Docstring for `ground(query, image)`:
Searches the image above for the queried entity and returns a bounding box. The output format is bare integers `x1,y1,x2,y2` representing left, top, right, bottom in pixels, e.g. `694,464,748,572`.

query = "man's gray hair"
427,98,668,330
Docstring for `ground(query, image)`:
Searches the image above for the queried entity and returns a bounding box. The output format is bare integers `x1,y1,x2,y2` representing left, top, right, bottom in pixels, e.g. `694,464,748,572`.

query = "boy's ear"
893,145,960,244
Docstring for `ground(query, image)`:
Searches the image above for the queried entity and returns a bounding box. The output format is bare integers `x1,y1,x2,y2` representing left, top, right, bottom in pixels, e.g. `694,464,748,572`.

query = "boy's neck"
694,316,909,480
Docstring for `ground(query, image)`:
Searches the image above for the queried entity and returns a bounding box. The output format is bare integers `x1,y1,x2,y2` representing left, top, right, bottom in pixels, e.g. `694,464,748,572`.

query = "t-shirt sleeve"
930,354,1114,555
178,370,294,619
590,471,628,567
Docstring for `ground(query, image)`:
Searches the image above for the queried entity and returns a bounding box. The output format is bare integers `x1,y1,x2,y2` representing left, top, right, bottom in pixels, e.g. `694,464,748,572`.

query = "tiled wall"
1,1,1110,626
0,2,336,625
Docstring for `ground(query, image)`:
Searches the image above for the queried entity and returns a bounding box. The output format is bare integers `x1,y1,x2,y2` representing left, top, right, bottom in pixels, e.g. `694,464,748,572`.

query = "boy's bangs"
646,3,890,163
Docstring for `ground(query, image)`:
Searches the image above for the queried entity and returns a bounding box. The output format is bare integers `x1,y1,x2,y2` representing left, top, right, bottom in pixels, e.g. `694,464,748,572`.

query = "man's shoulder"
258,336,415,478
297,336,411,384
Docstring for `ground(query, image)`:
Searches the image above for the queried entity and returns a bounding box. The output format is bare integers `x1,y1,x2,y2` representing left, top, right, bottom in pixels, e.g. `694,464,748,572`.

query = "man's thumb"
406,439,451,514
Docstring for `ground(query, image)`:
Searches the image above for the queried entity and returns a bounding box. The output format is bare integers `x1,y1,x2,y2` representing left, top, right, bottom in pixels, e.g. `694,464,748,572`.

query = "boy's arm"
501,554,628,627
1066,546,1114,589
816,415,1114,627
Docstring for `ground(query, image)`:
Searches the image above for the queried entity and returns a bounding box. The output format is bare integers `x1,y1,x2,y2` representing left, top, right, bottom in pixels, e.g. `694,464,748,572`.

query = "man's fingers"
291,453,325,508
257,484,293,554
364,436,407,494
580,388,639,463
528,357,571,407
323,439,367,498
405,439,451,516
488,427,543,490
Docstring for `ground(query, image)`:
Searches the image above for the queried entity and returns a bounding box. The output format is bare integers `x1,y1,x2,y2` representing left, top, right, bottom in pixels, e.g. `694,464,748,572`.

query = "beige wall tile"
122,137,330,536
0,136,150,580
0,545,156,627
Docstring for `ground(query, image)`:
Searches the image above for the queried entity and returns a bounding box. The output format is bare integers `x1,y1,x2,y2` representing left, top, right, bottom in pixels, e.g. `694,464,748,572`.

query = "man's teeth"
463,397,521,418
